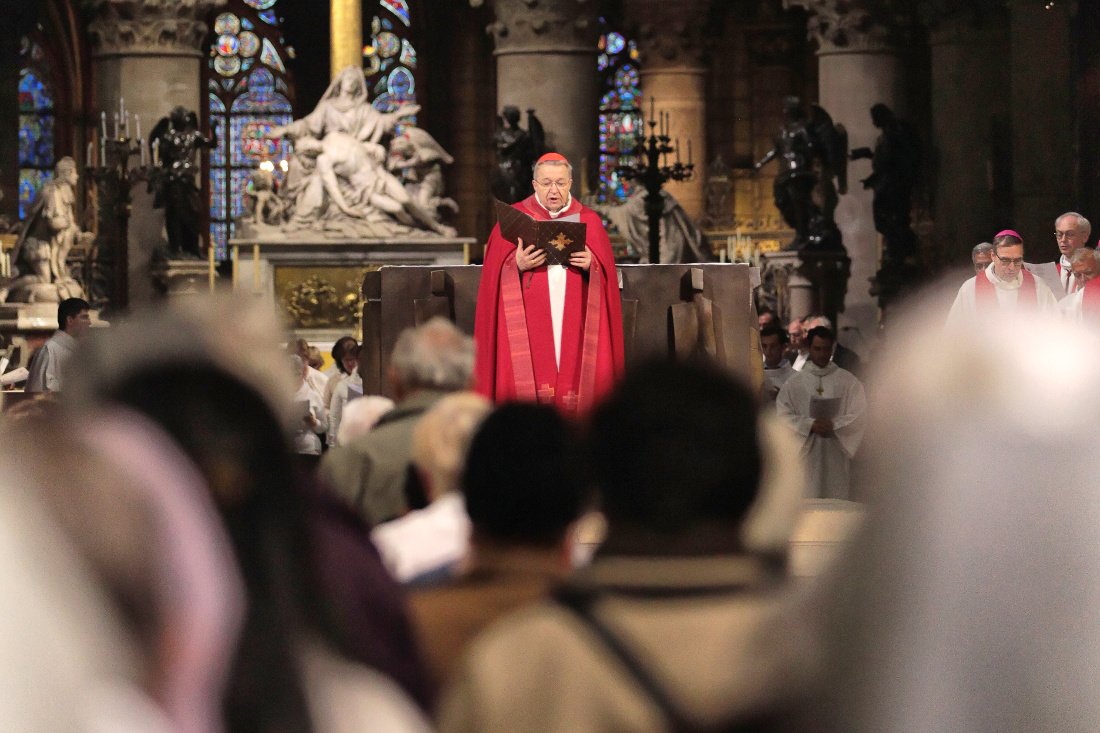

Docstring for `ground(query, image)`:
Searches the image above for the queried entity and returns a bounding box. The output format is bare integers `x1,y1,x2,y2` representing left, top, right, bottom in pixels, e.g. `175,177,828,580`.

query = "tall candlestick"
100,111,108,139
152,139,160,167
119,96,125,122
86,141,93,168
135,114,142,142
113,112,119,139
124,112,130,139
99,131,107,165
140,138,147,167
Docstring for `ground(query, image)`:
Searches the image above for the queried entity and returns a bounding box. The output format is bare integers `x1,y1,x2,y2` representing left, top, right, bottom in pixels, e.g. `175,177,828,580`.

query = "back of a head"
463,403,586,548
411,392,491,499
390,317,474,393
589,359,762,534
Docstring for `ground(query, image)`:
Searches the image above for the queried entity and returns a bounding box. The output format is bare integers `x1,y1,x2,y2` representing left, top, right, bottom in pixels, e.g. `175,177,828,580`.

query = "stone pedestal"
83,0,226,309
629,0,709,219
489,0,600,181
763,248,850,329
151,259,216,298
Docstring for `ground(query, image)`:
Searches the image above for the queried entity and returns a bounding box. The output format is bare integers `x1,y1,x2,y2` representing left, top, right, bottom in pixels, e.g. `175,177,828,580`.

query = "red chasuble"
975,267,1038,310
474,194,625,416
1082,277,1100,315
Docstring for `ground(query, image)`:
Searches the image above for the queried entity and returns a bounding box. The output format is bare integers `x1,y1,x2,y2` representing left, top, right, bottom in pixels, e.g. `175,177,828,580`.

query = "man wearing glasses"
474,152,624,415
1026,212,1092,298
946,229,1058,329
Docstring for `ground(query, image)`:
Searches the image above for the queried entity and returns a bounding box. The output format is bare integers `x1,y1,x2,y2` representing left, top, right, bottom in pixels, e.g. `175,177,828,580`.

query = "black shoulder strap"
554,587,700,733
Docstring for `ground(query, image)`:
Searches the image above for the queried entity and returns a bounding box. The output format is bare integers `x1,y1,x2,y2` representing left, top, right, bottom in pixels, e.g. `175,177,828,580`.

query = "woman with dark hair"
103,364,431,733
327,338,364,447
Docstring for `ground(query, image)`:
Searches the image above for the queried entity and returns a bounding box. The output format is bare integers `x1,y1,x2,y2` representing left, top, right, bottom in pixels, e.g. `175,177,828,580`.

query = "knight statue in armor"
754,96,848,251
148,106,217,259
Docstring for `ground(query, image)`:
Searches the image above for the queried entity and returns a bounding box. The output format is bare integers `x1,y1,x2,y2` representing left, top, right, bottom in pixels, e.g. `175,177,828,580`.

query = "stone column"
488,0,600,185
785,0,908,346
922,4,1011,262
629,0,709,219
84,0,225,308
330,0,363,79
1009,0,1073,247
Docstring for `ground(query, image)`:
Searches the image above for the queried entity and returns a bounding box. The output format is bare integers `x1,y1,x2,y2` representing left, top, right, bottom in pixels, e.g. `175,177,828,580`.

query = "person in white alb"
776,326,866,499
25,297,91,393
1059,247,1100,322
946,229,1058,329
1027,212,1091,299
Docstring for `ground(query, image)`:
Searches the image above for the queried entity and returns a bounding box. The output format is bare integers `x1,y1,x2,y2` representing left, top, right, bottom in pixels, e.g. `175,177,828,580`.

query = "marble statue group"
254,65,457,239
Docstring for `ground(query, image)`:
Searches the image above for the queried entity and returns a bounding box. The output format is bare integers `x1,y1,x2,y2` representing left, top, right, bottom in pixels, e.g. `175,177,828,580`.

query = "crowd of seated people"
3,289,1095,733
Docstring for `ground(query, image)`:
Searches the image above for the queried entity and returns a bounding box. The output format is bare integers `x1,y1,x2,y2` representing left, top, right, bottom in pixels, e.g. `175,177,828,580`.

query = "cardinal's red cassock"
474,193,624,415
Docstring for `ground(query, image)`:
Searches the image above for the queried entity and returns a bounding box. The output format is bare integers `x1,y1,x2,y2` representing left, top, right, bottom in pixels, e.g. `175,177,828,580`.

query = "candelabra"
84,99,151,312
613,100,695,264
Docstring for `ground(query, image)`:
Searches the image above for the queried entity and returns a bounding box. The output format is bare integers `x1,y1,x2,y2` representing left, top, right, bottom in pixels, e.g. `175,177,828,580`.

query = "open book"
495,199,587,266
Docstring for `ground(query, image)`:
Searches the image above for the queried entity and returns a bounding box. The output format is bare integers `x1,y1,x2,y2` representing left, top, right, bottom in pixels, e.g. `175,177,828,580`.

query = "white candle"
152,139,160,167
119,96,125,122
140,138,147,167
100,111,107,139
124,112,130,139
135,114,142,142
86,141,93,168
113,112,119,139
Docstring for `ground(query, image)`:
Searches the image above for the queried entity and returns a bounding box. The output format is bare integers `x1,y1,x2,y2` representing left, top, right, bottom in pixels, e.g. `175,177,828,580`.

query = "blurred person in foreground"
336,394,395,447
25,296,91,392
439,360,813,733
946,229,1058,327
0,405,243,733
776,326,866,500
321,317,475,526
811,304,1100,732
411,402,588,694
67,295,434,730
1058,247,1100,322
371,392,491,585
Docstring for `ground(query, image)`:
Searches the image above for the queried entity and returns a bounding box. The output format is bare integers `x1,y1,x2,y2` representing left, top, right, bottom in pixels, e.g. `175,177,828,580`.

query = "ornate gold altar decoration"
278,266,377,330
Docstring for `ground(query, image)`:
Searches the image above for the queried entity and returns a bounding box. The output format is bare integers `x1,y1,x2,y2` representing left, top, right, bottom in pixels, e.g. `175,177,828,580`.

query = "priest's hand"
810,418,834,436
515,238,546,272
570,247,593,272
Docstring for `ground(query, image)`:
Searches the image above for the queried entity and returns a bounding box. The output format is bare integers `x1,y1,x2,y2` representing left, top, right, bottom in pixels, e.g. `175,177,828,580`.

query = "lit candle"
100,111,108,139
119,96,125,123
99,131,107,165
113,112,119,139
124,111,130,139
152,139,160,167
135,114,142,142
140,138,147,167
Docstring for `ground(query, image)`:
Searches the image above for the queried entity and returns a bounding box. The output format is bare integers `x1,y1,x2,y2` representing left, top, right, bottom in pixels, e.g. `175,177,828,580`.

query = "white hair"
336,396,395,445
1057,211,1092,237
389,317,474,392
410,392,492,499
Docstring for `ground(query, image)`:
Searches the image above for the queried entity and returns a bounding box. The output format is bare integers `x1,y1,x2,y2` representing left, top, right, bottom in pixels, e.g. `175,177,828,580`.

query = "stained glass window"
363,2,418,125
597,26,642,204
206,1,295,259
17,38,56,219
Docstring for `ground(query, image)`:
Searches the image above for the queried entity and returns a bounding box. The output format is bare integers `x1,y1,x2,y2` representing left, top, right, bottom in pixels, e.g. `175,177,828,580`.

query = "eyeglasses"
994,254,1024,266
1055,230,1080,240
534,179,570,190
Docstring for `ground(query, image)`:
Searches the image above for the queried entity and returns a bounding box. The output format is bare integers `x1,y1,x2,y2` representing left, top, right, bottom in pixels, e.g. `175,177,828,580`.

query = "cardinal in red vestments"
474,152,624,415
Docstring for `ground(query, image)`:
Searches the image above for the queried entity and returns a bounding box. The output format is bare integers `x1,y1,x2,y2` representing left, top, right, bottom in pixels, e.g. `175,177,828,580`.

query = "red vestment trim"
975,267,1037,310
1083,277,1100,315
499,252,538,402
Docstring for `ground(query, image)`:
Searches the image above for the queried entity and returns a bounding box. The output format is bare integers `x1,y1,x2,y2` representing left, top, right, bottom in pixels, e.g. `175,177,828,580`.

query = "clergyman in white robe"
945,262,1058,329
776,362,866,500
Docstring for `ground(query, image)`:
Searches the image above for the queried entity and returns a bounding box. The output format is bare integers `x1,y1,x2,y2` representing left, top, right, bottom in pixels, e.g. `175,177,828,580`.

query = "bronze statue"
148,107,217,259
754,96,847,251
491,106,544,204
850,103,921,268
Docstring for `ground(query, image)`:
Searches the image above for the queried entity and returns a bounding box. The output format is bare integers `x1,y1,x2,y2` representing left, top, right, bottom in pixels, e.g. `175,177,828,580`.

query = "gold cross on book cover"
494,200,587,267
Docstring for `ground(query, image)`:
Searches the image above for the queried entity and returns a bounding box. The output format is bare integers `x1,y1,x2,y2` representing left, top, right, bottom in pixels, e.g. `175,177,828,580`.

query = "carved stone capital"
628,0,711,69
783,0,911,55
83,0,227,58
487,0,599,55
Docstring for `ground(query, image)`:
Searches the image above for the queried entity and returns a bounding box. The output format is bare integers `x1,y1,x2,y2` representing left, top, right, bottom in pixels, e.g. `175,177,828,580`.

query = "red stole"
1082,277,1100,315
1056,261,1077,293
975,268,1038,310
